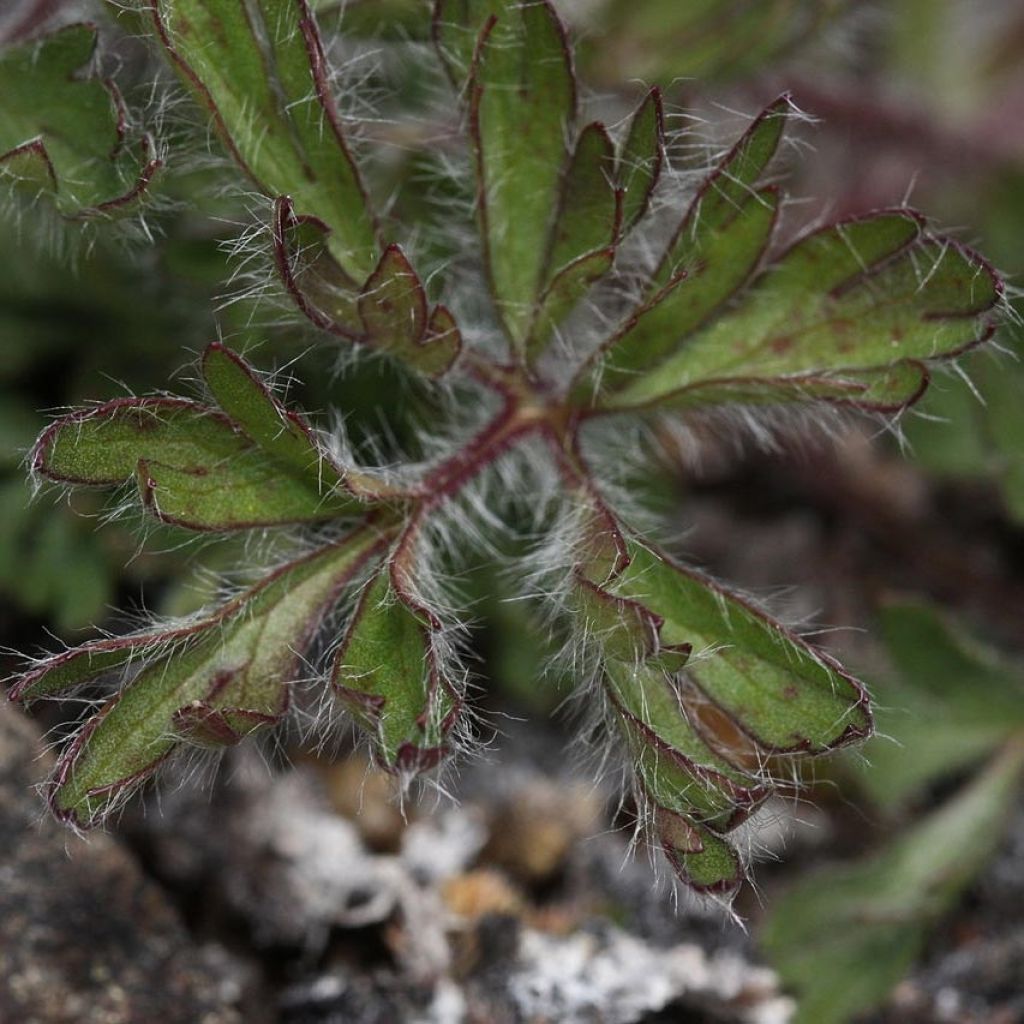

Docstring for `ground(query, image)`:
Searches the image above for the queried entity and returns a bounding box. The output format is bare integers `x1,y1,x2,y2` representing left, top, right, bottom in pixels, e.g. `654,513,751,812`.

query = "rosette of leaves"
8,0,1004,899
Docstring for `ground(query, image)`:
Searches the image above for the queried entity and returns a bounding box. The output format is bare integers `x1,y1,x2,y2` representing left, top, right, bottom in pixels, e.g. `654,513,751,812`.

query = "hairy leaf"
657,806,744,896
606,662,767,830
609,541,871,752
333,564,460,773
600,212,1000,414
33,394,360,530
0,23,161,217
617,87,665,231
149,0,377,280
546,122,620,282
43,528,386,828
469,0,575,348
273,198,461,377
201,342,342,485
577,98,789,393
581,189,780,395
763,741,1024,1024
660,94,791,285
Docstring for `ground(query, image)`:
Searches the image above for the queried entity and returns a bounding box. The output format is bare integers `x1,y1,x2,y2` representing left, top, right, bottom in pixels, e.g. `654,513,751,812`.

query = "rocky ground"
3,688,1023,1024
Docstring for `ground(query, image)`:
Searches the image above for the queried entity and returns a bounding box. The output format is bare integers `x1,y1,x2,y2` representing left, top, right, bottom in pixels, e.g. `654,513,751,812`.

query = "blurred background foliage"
2,1,1023,1021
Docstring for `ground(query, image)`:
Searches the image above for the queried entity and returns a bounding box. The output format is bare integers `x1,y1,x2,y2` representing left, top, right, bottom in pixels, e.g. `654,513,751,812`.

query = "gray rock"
0,702,244,1024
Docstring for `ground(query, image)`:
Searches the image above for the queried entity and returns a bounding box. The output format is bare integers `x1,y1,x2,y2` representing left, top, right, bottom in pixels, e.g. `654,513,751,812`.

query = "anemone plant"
5,0,1005,903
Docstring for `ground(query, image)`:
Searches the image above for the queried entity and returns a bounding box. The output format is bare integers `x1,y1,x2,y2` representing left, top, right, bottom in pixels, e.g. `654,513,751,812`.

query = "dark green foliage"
3,0,1007,909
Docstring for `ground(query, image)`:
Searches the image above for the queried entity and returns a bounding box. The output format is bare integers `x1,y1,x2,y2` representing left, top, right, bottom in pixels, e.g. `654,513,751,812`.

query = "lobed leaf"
762,740,1024,1024
333,563,460,773
359,245,462,377
545,123,620,283
201,342,342,485
606,661,768,831
600,211,1001,414
608,540,871,753
32,385,361,530
577,97,789,394
579,188,780,395
0,23,161,217
468,0,575,348
568,499,864,896
660,94,791,285
149,0,377,280
44,527,387,828
273,198,462,377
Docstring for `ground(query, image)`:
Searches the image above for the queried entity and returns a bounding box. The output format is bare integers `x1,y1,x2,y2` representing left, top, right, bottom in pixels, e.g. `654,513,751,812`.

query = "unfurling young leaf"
0,23,161,217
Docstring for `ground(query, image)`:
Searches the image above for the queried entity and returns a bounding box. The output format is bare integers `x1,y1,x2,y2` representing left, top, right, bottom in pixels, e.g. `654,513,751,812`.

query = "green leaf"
528,248,614,359
661,94,790,283
524,122,620,358
333,564,460,773
546,123,620,282
272,199,461,377
33,396,360,530
617,87,665,231
359,245,462,377
201,342,341,485
855,602,1024,810
601,213,1001,414
149,0,377,280
606,661,767,830
656,807,744,896
762,740,1024,1024
580,188,779,395
469,0,575,348
46,528,387,828
577,97,789,394
0,24,161,217
609,540,871,752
